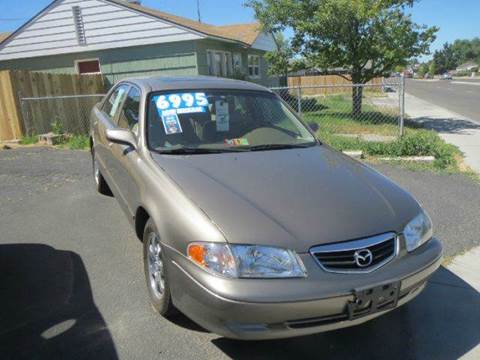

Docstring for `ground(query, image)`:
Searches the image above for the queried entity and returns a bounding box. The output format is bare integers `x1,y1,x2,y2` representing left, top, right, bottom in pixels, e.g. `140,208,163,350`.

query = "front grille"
310,233,397,273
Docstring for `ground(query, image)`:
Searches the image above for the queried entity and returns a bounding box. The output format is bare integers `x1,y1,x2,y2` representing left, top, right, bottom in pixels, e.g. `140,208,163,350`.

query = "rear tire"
143,218,176,317
92,151,112,196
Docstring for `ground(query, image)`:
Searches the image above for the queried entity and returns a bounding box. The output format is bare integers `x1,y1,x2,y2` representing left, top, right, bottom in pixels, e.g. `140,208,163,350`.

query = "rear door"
93,84,130,194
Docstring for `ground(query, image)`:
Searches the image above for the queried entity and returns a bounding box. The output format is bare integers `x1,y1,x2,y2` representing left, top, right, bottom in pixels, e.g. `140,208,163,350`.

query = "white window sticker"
161,113,183,135
215,99,230,132
155,92,208,114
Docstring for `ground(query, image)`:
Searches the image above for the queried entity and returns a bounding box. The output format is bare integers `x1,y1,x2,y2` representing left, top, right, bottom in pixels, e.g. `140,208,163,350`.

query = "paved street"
404,79,480,173
406,79,480,123
1,148,480,359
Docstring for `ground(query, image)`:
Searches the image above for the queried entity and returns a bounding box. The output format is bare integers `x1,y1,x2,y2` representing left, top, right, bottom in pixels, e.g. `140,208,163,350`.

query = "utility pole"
197,0,202,23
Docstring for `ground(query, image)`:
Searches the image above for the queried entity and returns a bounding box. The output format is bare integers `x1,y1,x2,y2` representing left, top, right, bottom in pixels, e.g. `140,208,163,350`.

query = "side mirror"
308,122,319,133
106,128,137,150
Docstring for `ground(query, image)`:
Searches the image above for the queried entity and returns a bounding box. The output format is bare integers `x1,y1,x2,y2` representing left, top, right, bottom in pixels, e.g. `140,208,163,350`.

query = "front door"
109,86,142,216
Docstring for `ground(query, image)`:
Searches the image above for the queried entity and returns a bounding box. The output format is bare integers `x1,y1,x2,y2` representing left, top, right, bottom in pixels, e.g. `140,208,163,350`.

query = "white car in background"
440,73,453,80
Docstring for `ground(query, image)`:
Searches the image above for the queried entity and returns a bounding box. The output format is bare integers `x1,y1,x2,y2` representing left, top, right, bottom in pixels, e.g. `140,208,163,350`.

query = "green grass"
20,133,89,150
320,129,461,171
299,94,462,171
303,94,402,136
54,134,89,150
20,134,38,145
65,135,89,150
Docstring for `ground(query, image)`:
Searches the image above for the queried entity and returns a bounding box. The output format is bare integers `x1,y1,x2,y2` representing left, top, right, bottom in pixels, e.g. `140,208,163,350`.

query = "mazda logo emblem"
354,249,373,268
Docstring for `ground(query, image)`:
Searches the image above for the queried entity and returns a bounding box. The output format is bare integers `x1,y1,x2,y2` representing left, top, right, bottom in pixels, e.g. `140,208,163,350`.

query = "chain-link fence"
18,77,405,140
271,77,405,141
20,94,106,136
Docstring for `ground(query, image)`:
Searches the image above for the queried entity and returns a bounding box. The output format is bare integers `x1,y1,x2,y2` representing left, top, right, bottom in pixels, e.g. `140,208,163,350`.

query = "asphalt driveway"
1,147,479,359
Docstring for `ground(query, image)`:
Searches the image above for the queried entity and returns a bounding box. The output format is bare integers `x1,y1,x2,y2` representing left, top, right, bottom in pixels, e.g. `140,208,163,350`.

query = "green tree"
265,32,293,86
417,63,428,78
452,37,480,65
428,61,436,76
246,0,438,116
433,43,459,73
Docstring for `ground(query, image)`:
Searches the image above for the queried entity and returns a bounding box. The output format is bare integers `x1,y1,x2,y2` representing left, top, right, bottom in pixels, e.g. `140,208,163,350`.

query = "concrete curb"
379,156,435,162
342,150,364,159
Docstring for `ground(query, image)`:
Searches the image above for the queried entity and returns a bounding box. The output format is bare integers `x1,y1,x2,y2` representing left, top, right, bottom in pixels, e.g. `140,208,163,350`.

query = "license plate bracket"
347,281,401,320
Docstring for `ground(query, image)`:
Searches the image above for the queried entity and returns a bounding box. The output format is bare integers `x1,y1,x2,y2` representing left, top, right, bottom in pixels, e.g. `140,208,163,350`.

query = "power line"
0,18,26,22
197,0,201,23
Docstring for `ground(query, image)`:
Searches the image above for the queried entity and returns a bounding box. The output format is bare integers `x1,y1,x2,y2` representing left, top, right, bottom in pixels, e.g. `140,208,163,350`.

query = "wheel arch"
89,136,94,155
135,206,151,241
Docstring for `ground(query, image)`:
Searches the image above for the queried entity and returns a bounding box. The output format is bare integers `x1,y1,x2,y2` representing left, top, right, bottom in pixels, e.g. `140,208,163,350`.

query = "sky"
1,0,479,60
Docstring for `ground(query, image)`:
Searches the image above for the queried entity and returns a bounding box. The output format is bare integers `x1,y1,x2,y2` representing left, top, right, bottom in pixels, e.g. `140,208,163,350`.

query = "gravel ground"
0,147,91,215
1,147,479,360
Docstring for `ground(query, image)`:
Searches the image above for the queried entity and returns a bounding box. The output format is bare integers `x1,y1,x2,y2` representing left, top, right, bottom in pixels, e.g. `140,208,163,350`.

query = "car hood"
152,146,421,253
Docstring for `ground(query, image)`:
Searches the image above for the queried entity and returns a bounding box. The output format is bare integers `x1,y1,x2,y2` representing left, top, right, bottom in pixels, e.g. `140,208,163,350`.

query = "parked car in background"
90,76,443,340
440,73,453,80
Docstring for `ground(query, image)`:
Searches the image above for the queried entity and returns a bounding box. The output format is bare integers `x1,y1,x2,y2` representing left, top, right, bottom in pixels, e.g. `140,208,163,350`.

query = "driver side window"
102,84,129,121
118,87,141,135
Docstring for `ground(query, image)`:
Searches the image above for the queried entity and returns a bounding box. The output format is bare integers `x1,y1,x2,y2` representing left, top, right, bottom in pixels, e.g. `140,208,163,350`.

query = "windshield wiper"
246,143,316,152
156,147,250,155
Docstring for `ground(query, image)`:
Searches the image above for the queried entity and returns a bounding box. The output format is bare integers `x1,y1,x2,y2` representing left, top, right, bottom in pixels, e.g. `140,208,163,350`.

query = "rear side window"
118,87,141,135
103,85,129,120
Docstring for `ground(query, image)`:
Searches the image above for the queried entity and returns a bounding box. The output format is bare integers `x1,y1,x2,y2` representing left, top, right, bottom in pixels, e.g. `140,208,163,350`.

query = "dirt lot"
1,147,479,360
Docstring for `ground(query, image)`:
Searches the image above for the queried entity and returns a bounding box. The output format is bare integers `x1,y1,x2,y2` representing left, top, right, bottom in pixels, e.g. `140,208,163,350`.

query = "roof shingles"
0,32,11,44
110,0,263,46
0,1,265,48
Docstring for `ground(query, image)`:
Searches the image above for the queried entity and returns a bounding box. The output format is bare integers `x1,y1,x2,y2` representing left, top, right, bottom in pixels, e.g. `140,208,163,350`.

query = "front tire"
143,218,176,317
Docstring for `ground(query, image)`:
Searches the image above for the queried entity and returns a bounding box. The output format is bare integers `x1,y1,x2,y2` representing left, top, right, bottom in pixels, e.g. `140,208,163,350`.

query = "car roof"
119,76,273,94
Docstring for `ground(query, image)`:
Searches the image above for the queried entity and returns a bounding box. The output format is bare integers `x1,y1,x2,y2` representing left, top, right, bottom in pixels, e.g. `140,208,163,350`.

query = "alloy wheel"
147,232,165,299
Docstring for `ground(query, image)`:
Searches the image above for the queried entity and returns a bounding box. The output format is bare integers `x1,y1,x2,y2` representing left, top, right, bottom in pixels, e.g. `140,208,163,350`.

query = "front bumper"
165,238,443,340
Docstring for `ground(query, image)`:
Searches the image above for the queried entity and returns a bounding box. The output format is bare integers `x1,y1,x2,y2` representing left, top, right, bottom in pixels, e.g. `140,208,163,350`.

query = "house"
0,0,278,87
456,61,479,74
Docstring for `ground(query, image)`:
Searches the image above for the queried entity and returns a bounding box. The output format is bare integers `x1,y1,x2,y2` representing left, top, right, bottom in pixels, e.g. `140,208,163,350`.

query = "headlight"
404,211,433,252
230,245,306,278
187,243,237,278
187,243,306,278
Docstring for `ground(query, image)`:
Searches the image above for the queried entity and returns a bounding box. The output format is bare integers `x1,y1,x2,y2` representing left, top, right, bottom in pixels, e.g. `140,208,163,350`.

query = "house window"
76,59,101,75
248,55,261,78
207,50,233,77
233,53,242,74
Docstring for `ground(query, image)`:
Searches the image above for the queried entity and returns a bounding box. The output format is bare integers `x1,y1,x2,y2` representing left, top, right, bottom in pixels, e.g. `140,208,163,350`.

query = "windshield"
147,90,316,153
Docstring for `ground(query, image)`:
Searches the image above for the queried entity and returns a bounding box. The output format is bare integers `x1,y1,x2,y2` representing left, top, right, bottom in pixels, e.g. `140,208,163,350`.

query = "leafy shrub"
66,135,89,150
51,120,65,135
320,129,460,170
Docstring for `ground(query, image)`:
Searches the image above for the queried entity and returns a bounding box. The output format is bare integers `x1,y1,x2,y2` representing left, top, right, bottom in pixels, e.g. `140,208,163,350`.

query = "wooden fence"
0,70,105,140
288,75,383,96
0,71,23,140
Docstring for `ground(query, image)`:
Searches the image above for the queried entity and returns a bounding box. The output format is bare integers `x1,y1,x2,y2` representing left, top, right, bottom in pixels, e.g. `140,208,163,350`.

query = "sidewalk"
445,246,480,359
397,94,480,358
447,246,480,292
404,93,480,173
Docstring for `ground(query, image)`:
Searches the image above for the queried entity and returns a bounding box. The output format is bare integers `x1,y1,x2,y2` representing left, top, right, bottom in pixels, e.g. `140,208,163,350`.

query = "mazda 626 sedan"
90,76,442,340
